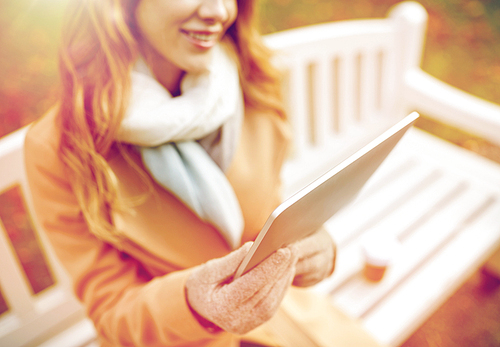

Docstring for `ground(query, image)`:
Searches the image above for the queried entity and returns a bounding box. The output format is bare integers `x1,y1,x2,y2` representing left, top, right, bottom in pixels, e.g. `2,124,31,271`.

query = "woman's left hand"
288,226,336,287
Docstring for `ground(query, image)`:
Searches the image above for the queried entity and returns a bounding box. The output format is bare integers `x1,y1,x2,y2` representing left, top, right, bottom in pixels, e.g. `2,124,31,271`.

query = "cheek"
135,0,176,46
227,1,238,28
135,2,160,39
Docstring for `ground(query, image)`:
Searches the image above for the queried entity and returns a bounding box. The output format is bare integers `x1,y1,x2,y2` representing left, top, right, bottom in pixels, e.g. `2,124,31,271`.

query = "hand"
185,242,298,335
288,227,336,287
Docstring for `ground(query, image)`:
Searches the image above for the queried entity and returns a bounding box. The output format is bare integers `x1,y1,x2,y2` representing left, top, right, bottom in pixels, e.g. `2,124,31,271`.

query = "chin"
181,52,213,74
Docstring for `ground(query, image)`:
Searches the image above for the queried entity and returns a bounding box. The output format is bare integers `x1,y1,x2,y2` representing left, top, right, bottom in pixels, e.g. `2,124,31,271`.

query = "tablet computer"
234,112,419,279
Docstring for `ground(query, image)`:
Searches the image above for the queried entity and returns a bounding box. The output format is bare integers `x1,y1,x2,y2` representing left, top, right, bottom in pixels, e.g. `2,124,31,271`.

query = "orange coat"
24,107,291,347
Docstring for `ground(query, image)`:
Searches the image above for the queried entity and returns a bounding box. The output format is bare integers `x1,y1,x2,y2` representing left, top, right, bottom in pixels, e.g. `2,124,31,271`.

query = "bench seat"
309,128,500,346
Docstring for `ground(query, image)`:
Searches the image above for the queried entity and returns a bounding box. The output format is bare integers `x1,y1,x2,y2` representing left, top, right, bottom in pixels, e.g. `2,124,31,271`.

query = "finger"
215,253,297,335
250,258,296,322
295,252,325,275
293,258,328,287
229,247,293,302
219,267,294,336
194,242,253,284
293,273,322,287
240,249,296,308
293,234,335,287
293,231,331,259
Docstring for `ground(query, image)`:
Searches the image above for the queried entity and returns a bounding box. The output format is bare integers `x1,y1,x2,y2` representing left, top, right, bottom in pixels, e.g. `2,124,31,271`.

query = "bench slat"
332,185,492,318
363,198,500,346
312,128,500,346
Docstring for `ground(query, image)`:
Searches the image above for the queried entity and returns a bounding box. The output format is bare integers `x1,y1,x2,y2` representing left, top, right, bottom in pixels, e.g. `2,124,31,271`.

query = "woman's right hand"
185,242,297,335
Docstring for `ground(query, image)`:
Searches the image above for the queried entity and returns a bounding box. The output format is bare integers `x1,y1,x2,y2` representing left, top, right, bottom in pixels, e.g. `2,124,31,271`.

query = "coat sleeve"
23,124,225,346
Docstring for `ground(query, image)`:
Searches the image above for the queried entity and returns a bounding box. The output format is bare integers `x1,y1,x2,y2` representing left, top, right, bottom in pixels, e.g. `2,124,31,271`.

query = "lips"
181,29,220,48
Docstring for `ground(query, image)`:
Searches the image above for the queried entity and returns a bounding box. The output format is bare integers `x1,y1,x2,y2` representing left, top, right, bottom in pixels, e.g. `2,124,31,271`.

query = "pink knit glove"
185,242,297,335
289,227,336,287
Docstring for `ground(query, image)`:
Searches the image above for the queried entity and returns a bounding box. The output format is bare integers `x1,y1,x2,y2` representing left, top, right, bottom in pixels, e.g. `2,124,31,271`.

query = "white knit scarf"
116,42,244,249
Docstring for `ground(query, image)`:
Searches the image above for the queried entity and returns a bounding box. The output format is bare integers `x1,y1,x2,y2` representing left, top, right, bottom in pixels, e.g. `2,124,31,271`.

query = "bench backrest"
0,2,428,345
265,2,427,196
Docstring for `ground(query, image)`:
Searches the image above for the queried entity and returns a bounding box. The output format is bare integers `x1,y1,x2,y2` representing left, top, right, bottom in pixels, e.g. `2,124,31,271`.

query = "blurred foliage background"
260,0,500,102
0,0,499,141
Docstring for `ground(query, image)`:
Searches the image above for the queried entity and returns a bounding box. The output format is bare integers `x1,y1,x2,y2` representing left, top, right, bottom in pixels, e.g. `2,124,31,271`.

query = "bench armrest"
404,68,500,147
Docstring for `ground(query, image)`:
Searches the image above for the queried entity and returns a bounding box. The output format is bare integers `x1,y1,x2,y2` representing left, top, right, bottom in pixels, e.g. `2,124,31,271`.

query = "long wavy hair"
57,0,285,241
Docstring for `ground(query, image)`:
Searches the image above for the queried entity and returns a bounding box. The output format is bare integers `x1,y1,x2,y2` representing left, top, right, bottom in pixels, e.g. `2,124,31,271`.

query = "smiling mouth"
181,30,220,48
187,31,218,41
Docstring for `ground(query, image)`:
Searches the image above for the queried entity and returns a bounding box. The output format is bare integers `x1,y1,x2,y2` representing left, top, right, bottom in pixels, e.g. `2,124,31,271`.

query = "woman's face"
135,0,238,75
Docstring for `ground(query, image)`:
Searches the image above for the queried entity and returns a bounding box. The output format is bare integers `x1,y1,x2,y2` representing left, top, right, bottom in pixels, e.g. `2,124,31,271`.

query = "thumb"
194,242,253,284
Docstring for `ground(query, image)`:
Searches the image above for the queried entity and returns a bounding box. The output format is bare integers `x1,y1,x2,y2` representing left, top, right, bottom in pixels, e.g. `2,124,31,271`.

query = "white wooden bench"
270,1,500,346
1,1,500,346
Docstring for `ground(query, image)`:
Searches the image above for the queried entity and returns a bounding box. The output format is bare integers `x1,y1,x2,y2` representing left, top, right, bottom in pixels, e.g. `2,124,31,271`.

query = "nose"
198,0,229,23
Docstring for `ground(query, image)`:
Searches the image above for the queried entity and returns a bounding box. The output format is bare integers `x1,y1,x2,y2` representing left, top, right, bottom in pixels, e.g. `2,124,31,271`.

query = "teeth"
187,32,217,42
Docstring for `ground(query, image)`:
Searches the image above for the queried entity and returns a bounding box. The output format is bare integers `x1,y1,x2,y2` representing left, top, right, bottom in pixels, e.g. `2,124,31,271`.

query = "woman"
24,0,335,346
